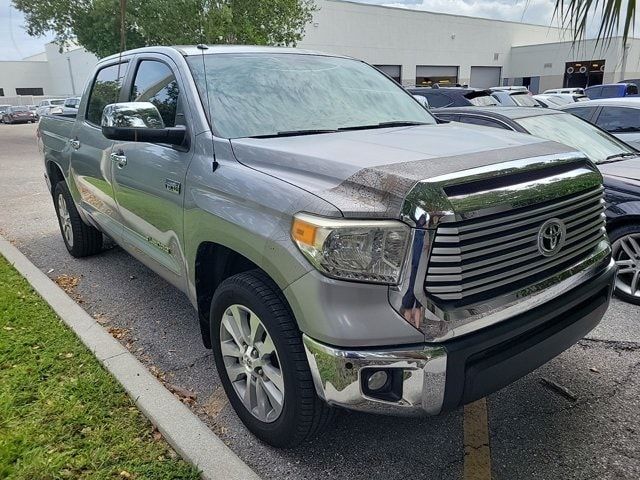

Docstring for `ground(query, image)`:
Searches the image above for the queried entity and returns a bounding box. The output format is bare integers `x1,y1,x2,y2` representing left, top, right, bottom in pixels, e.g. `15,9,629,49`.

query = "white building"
298,0,640,91
0,42,98,104
1,0,638,101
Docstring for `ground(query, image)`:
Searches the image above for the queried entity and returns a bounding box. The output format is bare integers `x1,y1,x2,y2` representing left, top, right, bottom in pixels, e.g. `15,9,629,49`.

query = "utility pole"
67,56,77,95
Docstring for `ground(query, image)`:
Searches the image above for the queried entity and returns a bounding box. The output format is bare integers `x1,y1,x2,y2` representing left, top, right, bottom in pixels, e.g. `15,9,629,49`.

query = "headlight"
291,213,410,284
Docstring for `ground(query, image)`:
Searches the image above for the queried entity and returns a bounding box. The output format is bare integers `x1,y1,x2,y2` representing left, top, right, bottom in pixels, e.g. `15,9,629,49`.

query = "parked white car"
543,87,585,95
533,93,587,108
36,99,65,117
561,98,640,148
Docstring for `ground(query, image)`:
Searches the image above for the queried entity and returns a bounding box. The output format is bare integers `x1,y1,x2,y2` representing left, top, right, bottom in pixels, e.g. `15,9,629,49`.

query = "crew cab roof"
100,45,342,63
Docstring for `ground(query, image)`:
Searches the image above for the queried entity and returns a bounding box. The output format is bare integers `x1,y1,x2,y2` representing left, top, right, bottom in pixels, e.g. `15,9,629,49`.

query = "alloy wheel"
220,304,285,423
612,233,640,299
57,193,74,248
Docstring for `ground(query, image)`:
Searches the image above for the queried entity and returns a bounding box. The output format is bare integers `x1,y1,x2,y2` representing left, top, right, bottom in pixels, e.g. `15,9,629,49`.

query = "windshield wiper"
338,120,430,131
601,152,638,163
249,129,338,138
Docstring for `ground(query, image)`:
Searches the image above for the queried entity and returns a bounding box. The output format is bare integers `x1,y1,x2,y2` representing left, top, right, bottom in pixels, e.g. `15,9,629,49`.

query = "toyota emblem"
537,218,566,257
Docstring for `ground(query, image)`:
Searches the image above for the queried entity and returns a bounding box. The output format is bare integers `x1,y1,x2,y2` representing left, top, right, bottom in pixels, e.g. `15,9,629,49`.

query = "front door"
110,56,193,288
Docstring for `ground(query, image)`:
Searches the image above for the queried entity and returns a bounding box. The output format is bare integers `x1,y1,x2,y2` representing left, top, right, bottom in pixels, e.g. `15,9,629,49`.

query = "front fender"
183,138,341,307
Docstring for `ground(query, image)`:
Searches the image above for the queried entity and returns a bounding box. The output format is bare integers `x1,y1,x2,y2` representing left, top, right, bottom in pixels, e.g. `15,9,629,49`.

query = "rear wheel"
610,224,640,305
210,270,334,447
53,181,103,257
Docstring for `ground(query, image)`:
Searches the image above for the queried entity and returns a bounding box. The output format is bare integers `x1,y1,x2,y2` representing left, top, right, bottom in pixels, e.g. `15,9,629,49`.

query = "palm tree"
554,0,636,44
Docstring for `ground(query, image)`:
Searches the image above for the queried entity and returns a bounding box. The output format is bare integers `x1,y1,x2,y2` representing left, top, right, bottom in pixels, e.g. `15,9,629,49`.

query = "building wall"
298,0,572,86
44,43,99,96
0,60,51,97
0,42,98,99
508,38,640,91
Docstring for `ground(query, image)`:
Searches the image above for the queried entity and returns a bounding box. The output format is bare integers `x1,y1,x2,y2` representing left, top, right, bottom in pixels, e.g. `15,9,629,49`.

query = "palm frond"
553,0,636,45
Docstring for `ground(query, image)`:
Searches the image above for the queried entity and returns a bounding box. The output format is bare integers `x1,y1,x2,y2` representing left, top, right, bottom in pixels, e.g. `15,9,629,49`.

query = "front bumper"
304,258,616,415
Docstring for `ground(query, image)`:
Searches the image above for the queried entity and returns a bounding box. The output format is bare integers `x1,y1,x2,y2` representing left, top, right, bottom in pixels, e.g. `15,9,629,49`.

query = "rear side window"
601,85,621,98
596,107,640,133
626,84,639,95
564,106,598,122
85,62,129,125
424,92,453,108
130,60,180,127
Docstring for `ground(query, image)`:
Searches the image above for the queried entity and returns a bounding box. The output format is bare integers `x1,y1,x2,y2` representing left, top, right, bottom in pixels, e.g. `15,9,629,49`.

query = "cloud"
0,0,54,60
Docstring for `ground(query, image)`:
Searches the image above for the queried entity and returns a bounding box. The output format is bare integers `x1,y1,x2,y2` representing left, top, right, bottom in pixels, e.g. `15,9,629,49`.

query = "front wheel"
610,224,640,305
53,181,103,257
210,270,334,447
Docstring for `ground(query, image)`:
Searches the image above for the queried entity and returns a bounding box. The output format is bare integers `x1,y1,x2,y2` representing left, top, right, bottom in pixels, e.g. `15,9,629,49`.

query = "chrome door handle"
110,152,127,168
69,139,80,150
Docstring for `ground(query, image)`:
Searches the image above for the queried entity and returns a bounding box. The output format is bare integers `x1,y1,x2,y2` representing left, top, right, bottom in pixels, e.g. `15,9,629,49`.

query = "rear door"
110,55,194,287
69,60,130,240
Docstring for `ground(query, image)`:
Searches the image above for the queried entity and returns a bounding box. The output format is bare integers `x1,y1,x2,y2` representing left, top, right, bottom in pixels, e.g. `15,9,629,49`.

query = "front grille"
424,186,607,304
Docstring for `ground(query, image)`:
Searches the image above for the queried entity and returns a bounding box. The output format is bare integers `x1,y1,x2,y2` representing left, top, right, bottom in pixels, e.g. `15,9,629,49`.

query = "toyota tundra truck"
39,46,616,447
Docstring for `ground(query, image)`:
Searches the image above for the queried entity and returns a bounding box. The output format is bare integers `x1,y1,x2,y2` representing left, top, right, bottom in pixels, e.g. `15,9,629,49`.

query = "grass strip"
0,255,200,480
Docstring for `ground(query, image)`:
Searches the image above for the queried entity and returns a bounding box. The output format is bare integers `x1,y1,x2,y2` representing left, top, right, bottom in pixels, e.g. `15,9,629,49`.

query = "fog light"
367,370,389,391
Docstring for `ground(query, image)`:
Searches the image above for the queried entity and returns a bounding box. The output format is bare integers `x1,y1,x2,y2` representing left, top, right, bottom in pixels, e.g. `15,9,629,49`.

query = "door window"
596,107,640,133
130,60,180,127
85,62,129,125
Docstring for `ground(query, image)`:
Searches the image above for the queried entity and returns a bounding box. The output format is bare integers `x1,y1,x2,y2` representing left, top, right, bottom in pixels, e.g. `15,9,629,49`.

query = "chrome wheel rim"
220,304,284,423
57,193,73,248
612,233,640,299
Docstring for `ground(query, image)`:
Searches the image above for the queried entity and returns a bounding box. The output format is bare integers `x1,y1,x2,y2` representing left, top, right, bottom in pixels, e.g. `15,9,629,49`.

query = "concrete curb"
0,236,260,480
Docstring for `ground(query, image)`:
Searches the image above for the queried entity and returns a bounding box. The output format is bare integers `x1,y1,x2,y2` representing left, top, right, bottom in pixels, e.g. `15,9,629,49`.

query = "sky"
0,0,636,61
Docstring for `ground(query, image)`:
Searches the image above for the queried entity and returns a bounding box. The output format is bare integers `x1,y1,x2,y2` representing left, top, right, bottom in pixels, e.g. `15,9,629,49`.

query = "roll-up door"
470,66,502,89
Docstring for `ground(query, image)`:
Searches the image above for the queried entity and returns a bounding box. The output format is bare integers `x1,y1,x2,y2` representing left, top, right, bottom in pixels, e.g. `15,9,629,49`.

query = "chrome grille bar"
425,187,607,303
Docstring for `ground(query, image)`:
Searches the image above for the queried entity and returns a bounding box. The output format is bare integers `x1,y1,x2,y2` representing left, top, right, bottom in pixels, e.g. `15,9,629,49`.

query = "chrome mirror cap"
101,102,165,129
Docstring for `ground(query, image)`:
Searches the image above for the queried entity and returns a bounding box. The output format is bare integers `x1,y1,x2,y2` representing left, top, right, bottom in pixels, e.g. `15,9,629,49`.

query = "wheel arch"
194,241,281,349
46,160,66,195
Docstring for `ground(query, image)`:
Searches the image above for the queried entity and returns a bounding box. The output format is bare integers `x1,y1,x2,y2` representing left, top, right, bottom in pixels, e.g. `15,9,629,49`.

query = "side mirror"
413,95,430,109
101,102,186,146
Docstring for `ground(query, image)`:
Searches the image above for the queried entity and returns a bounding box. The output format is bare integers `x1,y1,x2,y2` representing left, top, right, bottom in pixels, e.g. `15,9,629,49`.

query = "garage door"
470,66,502,89
415,65,458,86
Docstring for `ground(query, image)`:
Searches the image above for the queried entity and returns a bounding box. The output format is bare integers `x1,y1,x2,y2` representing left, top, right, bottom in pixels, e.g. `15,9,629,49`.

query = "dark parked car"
435,106,640,304
585,83,638,99
1,106,37,124
407,87,497,108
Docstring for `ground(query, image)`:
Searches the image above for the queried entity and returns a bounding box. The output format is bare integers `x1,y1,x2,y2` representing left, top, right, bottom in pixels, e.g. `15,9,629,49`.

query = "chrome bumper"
303,258,616,416
303,335,447,415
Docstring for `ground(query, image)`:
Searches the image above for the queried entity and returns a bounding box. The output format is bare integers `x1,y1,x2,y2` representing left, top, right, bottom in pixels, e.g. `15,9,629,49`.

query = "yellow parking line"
463,398,492,480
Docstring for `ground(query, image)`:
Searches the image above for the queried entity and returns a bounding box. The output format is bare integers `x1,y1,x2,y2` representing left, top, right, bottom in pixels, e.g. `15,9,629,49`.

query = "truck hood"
599,156,640,182
230,123,574,217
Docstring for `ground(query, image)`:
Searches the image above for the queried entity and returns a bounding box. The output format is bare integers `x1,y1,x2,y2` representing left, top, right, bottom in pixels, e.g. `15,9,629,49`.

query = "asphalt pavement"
1,123,638,480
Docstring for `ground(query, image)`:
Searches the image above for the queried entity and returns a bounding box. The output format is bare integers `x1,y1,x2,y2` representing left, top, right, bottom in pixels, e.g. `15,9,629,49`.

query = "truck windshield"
187,53,436,138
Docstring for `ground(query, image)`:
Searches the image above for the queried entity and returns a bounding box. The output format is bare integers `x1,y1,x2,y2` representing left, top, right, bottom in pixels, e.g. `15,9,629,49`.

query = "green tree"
555,0,636,44
12,0,317,58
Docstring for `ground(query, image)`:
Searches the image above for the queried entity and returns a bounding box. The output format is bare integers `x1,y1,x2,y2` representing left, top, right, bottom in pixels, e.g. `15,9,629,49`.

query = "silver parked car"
561,98,640,148
38,46,615,447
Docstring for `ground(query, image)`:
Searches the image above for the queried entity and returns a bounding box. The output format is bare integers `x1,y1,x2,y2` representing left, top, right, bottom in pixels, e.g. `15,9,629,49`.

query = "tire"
53,181,103,257
210,270,334,447
609,224,640,305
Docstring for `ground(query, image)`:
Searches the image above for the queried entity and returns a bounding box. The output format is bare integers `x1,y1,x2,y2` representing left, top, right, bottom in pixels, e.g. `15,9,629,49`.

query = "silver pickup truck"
39,46,616,447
